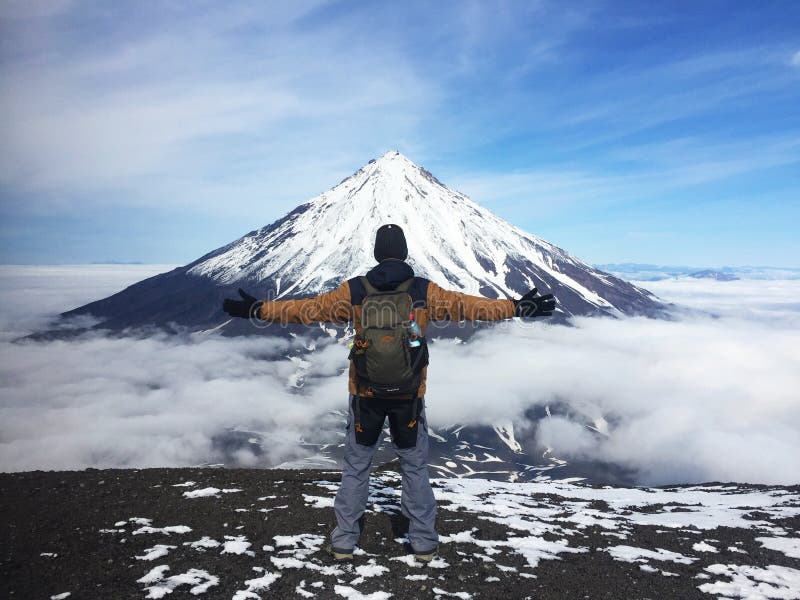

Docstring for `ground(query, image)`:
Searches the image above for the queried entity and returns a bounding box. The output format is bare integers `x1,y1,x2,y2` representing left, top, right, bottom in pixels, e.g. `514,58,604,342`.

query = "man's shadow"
358,510,409,538
389,512,409,539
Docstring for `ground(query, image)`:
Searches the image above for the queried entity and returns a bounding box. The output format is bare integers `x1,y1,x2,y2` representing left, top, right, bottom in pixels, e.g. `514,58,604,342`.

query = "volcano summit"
64,151,666,331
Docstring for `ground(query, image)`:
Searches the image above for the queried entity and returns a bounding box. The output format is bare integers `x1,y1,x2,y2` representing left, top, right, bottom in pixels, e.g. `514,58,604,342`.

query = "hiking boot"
414,549,437,563
324,544,354,561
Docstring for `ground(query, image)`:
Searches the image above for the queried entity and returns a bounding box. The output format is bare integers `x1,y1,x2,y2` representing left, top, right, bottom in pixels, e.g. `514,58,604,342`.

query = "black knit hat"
374,224,408,262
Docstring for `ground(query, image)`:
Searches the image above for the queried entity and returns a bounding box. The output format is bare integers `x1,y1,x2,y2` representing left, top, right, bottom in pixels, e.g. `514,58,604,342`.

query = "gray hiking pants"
330,395,438,553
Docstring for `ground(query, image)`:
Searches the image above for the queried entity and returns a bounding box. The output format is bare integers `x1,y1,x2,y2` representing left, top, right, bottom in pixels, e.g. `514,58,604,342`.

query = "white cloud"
0,329,350,471
634,278,800,326
1,266,799,485
448,134,800,216
0,264,177,340
424,308,800,485
0,2,437,215
791,50,800,67
0,0,71,19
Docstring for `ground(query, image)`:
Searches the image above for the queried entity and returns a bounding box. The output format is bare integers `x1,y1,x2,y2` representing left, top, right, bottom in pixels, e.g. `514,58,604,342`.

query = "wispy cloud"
0,0,72,19
540,47,798,152
448,133,800,216
0,1,437,213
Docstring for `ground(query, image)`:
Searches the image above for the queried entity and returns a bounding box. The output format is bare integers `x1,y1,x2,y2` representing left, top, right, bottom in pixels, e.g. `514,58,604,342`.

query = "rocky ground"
2,467,799,599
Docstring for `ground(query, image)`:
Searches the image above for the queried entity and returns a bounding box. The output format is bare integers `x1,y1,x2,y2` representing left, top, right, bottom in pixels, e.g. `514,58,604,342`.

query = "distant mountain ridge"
63,151,666,331
598,263,800,281
688,269,739,281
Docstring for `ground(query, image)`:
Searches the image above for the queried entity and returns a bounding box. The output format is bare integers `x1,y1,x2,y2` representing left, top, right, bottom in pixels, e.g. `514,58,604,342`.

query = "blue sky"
1,0,798,267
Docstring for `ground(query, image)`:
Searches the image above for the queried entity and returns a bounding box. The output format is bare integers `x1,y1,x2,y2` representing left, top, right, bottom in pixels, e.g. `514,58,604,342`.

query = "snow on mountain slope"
62,151,665,330
189,151,658,313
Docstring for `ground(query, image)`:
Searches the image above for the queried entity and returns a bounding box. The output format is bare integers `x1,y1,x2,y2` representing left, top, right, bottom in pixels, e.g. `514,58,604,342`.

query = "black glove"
222,288,263,320
514,288,555,317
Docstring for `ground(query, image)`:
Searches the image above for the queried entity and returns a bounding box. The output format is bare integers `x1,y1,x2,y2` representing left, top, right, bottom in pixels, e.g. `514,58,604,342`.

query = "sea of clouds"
1,265,799,485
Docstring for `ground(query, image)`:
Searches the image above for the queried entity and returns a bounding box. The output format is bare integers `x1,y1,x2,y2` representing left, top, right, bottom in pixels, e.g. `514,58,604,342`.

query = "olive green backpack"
349,277,428,397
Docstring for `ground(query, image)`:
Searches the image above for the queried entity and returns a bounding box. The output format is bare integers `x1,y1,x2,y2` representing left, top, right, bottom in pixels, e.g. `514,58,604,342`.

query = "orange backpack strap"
352,395,364,433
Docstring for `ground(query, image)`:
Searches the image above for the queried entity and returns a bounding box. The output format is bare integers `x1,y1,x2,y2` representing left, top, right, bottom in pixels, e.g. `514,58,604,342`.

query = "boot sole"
325,545,354,561
414,553,436,562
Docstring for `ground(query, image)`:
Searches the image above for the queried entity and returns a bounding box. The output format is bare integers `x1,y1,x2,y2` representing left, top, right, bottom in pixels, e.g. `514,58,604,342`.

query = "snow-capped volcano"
63,151,665,330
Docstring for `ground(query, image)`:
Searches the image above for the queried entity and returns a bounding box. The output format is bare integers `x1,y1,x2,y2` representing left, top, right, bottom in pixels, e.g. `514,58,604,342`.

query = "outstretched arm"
427,281,515,321
426,281,555,322
223,282,353,324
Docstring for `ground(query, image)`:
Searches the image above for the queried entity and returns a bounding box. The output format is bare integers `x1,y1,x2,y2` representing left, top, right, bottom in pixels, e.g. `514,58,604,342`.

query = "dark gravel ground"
1,468,798,599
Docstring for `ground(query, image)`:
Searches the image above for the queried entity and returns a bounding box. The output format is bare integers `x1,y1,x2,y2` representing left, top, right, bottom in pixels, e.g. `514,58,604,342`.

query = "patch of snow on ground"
756,537,800,559
136,565,218,598
440,526,585,568
183,487,242,499
693,541,719,553
699,564,800,599
50,594,70,600
505,535,587,568
270,555,345,576
185,536,220,550
304,494,335,508
639,564,679,577
137,565,169,584
355,560,390,578
605,545,697,565
135,544,176,561
231,571,281,600
333,585,392,599
390,555,423,567
433,588,473,599
496,565,517,572
274,533,325,551
295,580,316,598
221,535,255,556
132,524,192,536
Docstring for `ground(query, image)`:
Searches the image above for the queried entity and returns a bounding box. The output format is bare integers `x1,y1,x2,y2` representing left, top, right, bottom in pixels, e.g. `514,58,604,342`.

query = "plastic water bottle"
407,313,421,347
